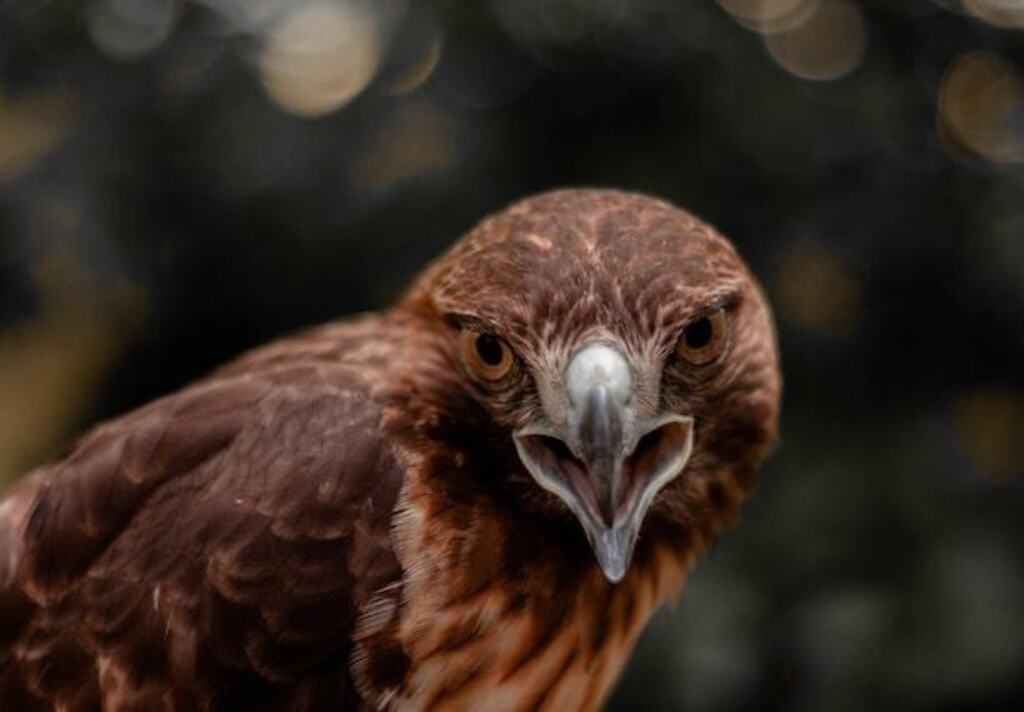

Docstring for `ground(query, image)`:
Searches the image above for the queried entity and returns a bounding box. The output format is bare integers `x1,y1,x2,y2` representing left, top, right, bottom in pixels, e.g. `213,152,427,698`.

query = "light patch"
0,492,31,587
525,233,553,250
565,343,632,410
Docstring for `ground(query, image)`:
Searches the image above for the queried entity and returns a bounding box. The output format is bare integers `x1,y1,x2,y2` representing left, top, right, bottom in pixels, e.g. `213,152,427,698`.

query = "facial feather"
403,188,779,557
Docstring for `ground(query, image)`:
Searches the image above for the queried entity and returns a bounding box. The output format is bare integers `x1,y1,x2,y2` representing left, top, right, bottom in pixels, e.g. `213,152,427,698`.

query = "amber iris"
677,308,729,365
460,328,515,380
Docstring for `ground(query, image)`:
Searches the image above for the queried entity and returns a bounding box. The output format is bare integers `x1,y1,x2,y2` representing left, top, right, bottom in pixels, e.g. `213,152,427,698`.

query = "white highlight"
565,343,632,409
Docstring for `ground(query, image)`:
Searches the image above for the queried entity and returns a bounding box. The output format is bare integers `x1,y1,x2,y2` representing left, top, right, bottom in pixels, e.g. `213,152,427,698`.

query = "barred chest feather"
352,464,695,712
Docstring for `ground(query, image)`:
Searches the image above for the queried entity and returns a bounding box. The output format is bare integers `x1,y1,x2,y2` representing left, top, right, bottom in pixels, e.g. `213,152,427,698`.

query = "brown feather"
0,189,780,711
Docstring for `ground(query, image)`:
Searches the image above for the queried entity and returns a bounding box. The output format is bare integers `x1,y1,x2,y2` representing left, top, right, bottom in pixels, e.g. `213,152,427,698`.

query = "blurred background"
1,0,1023,709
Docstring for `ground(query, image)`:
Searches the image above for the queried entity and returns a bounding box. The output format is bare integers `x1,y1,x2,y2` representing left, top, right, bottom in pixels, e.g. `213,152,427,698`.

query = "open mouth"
514,415,694,582
516,418,692,527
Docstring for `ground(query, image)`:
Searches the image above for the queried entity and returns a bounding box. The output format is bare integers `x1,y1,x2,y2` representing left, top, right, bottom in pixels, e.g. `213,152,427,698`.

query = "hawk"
0,189,780,711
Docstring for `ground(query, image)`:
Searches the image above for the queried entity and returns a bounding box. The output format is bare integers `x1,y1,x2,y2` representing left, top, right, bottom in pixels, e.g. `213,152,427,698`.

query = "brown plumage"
0,188,780,711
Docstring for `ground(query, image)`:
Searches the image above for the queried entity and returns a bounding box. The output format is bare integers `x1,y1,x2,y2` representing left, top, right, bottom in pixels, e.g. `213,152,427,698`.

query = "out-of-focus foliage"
1,0,1022,709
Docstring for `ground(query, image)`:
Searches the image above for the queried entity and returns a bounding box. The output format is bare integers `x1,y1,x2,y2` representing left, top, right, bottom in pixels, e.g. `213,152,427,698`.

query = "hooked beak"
514,344,694,583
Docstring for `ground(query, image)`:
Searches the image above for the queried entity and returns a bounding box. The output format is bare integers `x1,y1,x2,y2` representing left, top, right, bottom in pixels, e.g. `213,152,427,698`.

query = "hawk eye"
677,308,729,366
475,334,504,365
459,328,515,381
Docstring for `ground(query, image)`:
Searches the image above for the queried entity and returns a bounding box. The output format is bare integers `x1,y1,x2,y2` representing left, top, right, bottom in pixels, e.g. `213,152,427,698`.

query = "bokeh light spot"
956,390,1024,483
197,0,290,33
0,90,79,183
349,101,456,190
963,0,1024,29
0,249,145,486
717,0,820,35
774,241,861,333
87,0,179,61
494,0,628,50
764,0,866,81
388,32,443,96
939,51,1024,164
260,1,380,118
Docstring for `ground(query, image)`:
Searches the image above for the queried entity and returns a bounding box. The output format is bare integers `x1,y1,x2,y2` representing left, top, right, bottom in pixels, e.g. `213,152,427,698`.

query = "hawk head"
405,189,780,583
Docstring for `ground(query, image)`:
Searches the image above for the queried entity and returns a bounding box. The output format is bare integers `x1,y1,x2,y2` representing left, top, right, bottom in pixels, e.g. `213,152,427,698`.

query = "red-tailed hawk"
0,189,780,711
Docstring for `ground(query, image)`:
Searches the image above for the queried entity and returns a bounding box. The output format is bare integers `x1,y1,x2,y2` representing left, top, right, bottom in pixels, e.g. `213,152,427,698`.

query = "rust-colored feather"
0,189,780,711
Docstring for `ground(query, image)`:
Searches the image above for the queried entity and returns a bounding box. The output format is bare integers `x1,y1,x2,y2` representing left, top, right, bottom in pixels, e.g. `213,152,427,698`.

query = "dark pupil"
475,334,505,366
685,317,713,349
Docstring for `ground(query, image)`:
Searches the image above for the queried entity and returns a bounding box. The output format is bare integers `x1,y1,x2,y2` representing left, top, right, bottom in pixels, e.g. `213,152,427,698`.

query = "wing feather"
0,326,405,710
